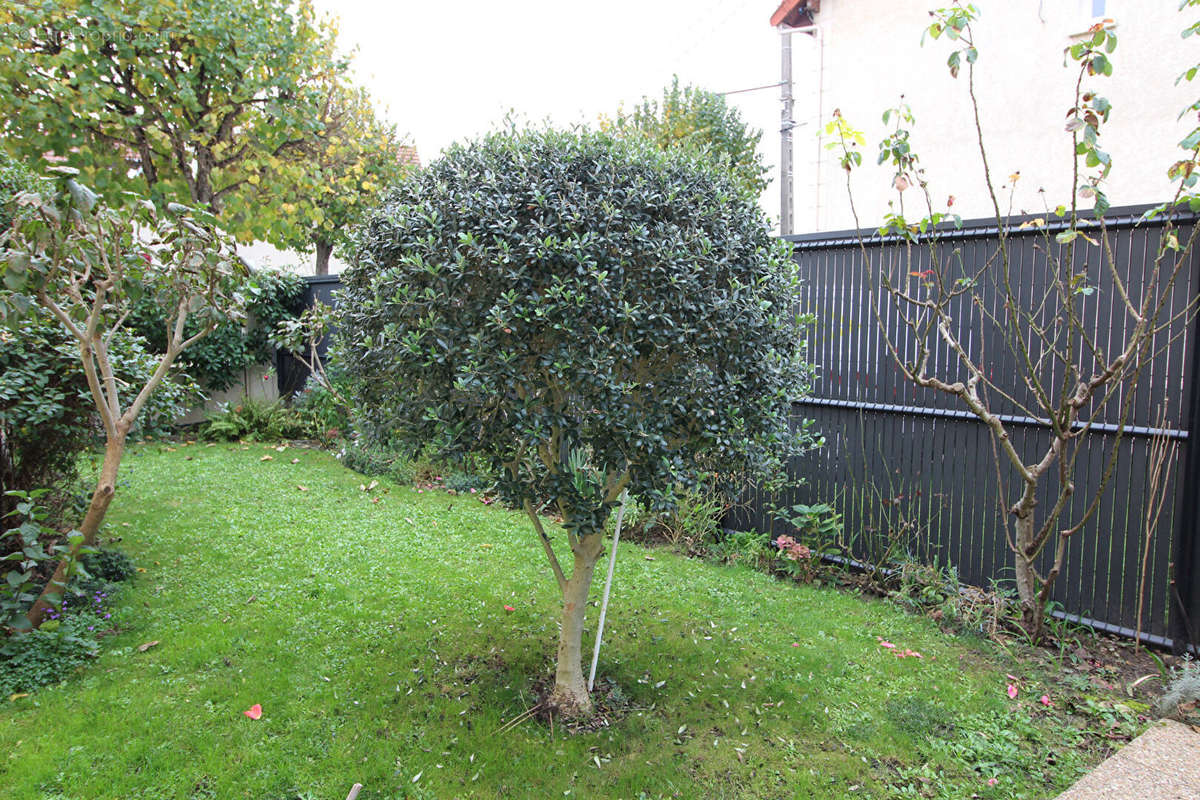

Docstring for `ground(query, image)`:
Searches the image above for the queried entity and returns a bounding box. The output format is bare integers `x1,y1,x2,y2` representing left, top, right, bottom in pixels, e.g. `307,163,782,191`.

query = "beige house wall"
786,0,1195,233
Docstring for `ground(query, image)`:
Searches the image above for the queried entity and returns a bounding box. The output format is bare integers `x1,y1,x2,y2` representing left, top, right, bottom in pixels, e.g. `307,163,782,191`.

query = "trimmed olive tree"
338,128,815,715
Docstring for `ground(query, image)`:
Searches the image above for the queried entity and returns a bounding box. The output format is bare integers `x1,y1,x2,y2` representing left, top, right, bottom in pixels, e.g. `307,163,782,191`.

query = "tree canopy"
607,77,770,199
0,0,344,245
227,81,414,273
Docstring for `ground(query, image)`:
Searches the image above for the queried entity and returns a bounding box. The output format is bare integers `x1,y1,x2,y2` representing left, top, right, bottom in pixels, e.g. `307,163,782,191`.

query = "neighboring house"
771,0,1195,233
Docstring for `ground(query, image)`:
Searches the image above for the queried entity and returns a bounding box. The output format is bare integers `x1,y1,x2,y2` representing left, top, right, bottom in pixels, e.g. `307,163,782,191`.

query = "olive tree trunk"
548,533,605,716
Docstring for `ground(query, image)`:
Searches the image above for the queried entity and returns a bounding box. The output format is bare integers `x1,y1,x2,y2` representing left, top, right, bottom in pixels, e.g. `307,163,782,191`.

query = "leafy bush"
293,373,351,441
339,437,400,477
130,269,306,392
656,488,725,551
1,490,89,630
201,398,311,442
0,150,35,230
707,530,775,571
80,548,136,584
609,77,769,198
444,470,489,494
0,315,96,522
0,616,98,695
774,502,845,559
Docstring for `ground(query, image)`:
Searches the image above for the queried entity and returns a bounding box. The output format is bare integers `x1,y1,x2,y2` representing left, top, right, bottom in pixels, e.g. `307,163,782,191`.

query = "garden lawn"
1,445,1101,799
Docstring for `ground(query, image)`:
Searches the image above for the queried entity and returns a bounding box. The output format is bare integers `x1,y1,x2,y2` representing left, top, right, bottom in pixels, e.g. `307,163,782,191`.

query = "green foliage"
130,269,305,392
0,314,95,521
1156,656,1200,721
654,487,725,551
293,374,352,441
0,150,35,231
443,470,490,494
1,490,89,631
340,126,816,542
608,77,769,198
201,398,311,442
230,81,415,272
707,529,776,570
0,615,98,696
80,548,136,584
0,0,347,247
774,502,844,559
338,437,402,478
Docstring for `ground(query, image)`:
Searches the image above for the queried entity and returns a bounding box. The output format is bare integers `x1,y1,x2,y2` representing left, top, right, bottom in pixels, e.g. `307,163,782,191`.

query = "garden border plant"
826,2,1200,643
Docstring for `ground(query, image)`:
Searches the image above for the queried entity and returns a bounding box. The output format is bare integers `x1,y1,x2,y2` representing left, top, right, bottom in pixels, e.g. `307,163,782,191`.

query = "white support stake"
588,489,629,692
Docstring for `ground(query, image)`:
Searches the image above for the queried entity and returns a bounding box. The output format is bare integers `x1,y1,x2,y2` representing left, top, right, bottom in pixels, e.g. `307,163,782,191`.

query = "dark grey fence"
726,205,1200,652
285,209,1200,651
275,274,341,396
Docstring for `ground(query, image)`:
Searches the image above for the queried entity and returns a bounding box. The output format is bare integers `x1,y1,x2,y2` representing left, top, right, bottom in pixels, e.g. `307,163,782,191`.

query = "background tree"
0,0,343,244
338,128,815,716
0,169,247,629
828,5,1200,643
606,76,770,199
230,82,415,274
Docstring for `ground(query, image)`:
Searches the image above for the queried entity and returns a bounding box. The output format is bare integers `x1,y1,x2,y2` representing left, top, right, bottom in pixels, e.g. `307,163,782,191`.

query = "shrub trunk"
25,431,128,629
548,533,604,717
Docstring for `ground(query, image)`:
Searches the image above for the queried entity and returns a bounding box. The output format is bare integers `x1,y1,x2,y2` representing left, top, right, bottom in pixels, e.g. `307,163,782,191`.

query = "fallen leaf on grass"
297,486,309,492
1007,684,1019,699
644,555,655,561
243,704,262,720
9,693,28,702
504,605,515,612
137,640,159,652
260,455,273,462
291,458,300,464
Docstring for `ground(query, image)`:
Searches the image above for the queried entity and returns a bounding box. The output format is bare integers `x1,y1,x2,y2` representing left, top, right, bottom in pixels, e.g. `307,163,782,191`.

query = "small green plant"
80,548,136,584
1156,656,1200,723
657,487,725,552
708,529,775,570
0,615,98,695
1,490,89,631
774,502,844,556
339,437,401,478
201,398,311,442
444,470,489,494
293,373,351,441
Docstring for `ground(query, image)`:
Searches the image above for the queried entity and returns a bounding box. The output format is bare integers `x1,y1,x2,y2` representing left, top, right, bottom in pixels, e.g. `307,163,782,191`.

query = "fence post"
1170,231,1200,656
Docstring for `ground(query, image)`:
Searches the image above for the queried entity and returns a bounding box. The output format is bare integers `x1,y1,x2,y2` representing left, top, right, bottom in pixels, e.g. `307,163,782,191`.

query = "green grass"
0,444,1106,799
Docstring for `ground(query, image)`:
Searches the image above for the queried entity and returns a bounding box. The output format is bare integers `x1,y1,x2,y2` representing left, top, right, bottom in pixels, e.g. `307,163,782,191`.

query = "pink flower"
244,703,263,720
1006,684,1018,699
879,640,896,649
987,777,998,786
1040,694,1053,707
791,642,801,647
503,605,515,612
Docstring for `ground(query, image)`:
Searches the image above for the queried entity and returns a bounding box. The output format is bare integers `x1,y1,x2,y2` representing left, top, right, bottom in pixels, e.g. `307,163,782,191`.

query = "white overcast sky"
312,0,793,225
